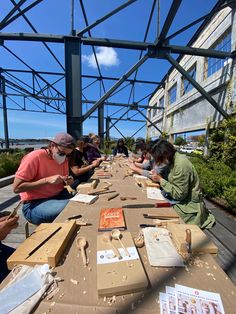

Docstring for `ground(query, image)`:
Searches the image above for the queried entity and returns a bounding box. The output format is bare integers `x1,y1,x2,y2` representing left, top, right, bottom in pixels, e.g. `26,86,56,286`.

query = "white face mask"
53,152,66,164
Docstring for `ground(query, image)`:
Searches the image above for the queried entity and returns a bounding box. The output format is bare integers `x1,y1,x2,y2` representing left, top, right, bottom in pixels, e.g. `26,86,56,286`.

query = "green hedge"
0,151,25,178
191,156,236,213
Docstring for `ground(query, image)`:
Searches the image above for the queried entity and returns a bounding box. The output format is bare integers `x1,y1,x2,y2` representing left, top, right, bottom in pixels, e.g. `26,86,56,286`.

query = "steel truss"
0,0,235,147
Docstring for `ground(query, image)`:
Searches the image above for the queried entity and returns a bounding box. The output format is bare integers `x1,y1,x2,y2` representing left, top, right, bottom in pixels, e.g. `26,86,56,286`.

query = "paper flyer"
175,284,225,314
159,292,168,314
166,286,177,314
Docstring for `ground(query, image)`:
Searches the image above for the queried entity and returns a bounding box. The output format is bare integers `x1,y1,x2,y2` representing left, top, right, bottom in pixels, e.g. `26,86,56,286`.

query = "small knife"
185,229,192,253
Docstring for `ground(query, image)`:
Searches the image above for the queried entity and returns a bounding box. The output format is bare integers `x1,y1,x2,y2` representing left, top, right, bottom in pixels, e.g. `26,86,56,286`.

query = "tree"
174,136,186,147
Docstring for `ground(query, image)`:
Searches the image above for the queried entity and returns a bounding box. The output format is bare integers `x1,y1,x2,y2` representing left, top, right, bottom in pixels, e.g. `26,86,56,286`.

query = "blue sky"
0,0,216,139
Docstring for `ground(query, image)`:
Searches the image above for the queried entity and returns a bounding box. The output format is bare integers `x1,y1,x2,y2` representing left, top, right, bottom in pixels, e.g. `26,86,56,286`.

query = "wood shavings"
83,290,87,295
131,303,135,310
172,276,176,280
88,266,92,271
213,265,217,270
122,275,127,281
70,278,79,285
59,293,64,298
83,276,86,281
103,297,107,302
50,302,56,307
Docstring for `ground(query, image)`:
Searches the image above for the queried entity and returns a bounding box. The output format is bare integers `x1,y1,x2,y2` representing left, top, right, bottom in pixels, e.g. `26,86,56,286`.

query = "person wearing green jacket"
149,140,215,229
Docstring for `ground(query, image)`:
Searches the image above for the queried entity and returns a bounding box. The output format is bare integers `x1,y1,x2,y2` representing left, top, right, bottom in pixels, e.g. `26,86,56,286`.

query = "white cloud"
82,47,120,68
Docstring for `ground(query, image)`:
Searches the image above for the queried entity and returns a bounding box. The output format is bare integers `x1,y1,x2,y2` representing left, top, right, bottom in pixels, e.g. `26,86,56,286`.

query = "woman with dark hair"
150,139,215,229
113,139,129,157
85,134,107,163
69,136,100,189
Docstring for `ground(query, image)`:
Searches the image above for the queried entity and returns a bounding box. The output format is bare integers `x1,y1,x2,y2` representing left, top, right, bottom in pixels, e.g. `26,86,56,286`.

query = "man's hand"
46,175,65,184
63,175,74,186
0,216,19,241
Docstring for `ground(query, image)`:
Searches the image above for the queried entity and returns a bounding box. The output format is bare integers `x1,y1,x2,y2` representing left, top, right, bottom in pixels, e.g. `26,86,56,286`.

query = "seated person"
85,134,106,164
149,139,215,229
69,136,100,189
112,139,129,157
129,139,146,163
129,143,152,175
0,215,19,282
13,133,75,225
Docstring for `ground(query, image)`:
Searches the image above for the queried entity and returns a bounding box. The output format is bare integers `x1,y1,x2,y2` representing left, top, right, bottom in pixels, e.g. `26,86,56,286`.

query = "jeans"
0,242,15,283
22,189,72,225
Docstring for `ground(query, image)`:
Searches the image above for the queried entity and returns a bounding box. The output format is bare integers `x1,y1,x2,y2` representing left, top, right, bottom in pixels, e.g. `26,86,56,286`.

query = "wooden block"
7,221,76,269
167,224,218,254
97,231,148,296
77,179,98,190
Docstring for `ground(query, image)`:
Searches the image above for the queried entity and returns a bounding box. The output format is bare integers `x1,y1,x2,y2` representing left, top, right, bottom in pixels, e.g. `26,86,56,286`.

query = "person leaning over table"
69,136,100,189
0,215,19,282
85,134,107,164
149,139,215,229
13,132,75,225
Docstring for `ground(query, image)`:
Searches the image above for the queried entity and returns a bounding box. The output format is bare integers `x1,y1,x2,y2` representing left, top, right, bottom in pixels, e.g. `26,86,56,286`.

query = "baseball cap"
52,132,75,149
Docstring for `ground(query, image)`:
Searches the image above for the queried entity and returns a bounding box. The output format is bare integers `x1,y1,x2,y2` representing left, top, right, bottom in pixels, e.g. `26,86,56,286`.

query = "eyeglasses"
57,146,71,157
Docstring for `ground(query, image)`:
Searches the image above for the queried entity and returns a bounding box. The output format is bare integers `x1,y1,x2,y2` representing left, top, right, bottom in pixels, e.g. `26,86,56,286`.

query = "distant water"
0,141,48,150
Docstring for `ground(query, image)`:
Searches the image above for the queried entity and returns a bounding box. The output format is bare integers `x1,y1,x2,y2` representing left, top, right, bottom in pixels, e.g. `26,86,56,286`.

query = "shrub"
0,151,25,178
191,156,236,211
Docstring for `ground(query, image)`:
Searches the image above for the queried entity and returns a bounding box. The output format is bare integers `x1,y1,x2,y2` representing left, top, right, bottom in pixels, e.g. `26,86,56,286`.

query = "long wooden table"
4,160,236,313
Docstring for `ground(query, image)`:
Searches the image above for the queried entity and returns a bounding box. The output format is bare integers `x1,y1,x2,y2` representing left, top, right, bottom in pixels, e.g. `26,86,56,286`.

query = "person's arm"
0,216,19,241
159,166,190,201
71,160,99,176
129,163,146,176
124,147,129,157
13,175,68,193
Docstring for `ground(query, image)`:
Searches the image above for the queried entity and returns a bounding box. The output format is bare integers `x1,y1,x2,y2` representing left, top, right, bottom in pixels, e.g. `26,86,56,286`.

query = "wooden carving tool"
25,226,62,259
143,212,179,219
120,196,137,201
185,229,192,253
89,190,116,196
107,193,119,201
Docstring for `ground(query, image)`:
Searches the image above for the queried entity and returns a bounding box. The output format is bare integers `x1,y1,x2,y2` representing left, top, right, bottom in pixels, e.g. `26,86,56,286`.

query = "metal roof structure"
0,0,235,147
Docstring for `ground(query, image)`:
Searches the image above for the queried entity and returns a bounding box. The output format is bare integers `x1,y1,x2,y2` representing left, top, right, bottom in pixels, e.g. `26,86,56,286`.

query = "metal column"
0,76,10,149
64,37,82,139
105,117,111,140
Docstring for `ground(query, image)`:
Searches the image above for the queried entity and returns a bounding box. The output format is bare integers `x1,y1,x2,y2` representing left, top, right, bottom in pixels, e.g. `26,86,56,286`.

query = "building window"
205,30,231,77
153,103,157,117
168,83,177,105
181,63,196,95
159,96,164,108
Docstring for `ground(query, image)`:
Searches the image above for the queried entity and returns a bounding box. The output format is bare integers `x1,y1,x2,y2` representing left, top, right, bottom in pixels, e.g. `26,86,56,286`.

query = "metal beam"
102,108,131,135
130,123,146,138
82,54,149,121
10,0,64,70
165,53,228,118
90,115,145,123
0,0,45,31
135,107,163,134
77,0,138,36
0,76,10,148
164,45,232,59
64,38,83,138
82,99,164,110
0,0,27,28
82,74,161,85
154,0,182,46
